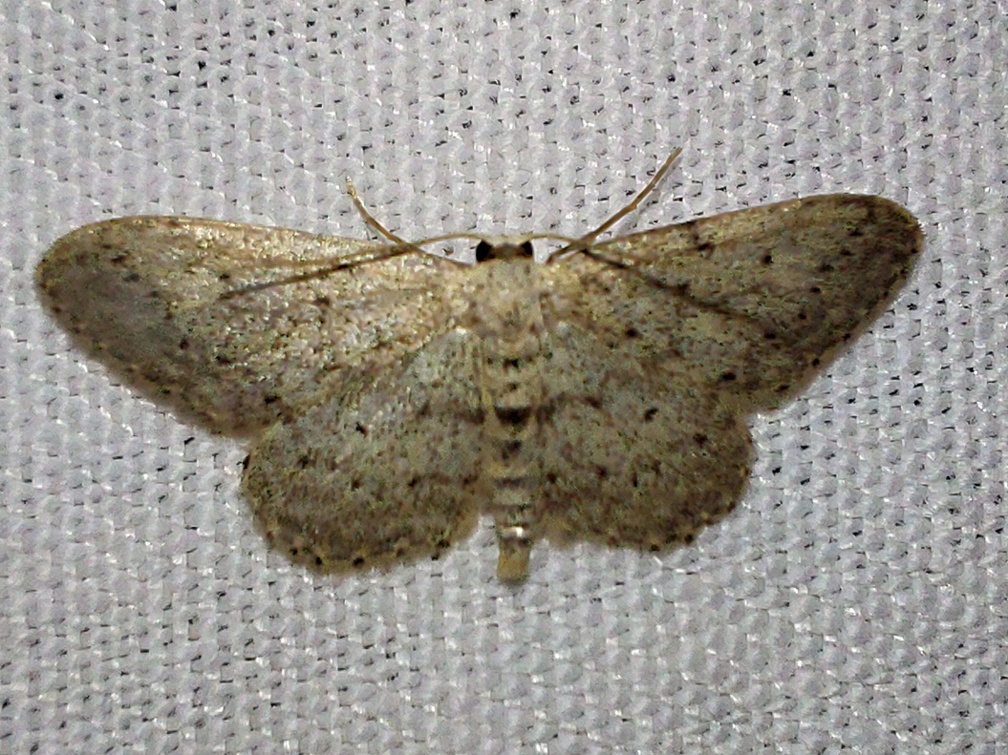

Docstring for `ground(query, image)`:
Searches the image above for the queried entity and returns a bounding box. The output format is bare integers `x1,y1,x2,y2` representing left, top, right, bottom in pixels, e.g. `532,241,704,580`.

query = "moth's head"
474,239,535,263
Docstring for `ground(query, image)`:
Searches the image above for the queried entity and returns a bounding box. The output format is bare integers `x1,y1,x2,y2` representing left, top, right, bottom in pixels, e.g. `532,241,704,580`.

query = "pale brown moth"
37,153,921,582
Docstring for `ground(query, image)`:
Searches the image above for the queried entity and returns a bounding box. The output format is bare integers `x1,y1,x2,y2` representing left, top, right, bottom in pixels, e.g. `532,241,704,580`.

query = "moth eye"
475,241,493,262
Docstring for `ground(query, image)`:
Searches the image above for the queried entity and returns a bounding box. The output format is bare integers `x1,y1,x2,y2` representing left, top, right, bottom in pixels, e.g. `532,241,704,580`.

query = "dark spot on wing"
495,405,532,425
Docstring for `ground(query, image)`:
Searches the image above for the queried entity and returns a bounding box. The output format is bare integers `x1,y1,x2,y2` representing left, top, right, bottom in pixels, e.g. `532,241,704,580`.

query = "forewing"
558,195,922,411
243,331,483,574
37,216,465,435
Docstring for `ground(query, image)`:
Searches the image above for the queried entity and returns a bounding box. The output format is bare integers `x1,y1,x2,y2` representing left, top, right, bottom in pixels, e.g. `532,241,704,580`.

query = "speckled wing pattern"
37,195,921,581
557,195,920,411
37,217,466,435
536,195,921,556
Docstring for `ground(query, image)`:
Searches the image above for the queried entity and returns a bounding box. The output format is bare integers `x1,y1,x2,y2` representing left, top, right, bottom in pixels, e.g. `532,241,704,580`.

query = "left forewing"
558,195,922,411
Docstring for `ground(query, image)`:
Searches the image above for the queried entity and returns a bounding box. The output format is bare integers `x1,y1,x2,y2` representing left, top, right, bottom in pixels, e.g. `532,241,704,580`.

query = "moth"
37,153,922,582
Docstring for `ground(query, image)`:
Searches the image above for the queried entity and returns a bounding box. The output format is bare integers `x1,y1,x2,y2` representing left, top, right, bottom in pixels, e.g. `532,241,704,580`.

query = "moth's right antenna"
346,178,411,245
549,148,682,261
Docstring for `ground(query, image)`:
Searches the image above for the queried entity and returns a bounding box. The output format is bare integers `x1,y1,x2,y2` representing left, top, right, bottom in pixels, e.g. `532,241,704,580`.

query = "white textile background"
2,1,1005,752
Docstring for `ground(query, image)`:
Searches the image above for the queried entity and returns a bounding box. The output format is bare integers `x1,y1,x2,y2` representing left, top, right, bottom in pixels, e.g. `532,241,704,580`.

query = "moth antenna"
548,148,682,262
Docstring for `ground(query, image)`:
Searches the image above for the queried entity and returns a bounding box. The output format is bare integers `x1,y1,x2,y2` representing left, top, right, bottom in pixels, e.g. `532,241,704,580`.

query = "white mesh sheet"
2,2,1005,752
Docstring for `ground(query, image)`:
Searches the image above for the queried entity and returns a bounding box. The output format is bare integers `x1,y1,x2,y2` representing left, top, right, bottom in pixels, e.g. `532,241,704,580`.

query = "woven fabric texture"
2,2,1004,752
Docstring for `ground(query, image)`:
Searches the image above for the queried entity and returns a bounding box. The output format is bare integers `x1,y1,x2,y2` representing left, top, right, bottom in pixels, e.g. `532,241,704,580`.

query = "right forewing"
37,216,465,435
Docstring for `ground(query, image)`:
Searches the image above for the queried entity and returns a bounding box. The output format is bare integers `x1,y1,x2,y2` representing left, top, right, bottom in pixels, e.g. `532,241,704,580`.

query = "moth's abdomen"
477,317,546,582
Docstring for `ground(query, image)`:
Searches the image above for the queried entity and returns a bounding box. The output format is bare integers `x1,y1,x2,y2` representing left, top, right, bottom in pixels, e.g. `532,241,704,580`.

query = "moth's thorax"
468,256,545,341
